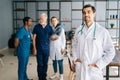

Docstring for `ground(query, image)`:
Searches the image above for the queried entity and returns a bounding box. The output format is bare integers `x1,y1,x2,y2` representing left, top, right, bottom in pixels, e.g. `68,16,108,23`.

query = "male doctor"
32,13,58,80
15,17,32,80
72,4,115,80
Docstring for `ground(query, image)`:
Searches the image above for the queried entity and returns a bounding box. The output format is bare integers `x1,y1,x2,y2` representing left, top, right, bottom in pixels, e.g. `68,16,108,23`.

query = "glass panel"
50,2,59,9
38,2,47,10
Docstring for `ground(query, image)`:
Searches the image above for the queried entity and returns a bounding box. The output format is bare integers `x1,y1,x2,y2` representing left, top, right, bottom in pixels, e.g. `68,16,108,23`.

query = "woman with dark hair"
50,16,66,80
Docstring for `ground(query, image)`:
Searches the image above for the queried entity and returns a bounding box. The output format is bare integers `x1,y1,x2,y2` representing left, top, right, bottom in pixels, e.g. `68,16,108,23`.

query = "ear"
93,12,96,17
57,20,59,23
25,21,28,25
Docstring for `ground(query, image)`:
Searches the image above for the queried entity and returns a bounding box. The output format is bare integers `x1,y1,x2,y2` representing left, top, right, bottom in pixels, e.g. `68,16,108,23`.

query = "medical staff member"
72,4,115,80
15,17,32,80
50,16,66,80
32,13,58,80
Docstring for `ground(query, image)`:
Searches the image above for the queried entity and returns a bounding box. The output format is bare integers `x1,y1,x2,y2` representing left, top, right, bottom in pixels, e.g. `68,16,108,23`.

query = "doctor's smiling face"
82,4,96,27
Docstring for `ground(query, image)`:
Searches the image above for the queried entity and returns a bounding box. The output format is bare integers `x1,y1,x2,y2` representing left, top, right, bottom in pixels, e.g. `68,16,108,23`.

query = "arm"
72,28,82,63
55,26,62,36
32,25,37,55
72,29,78,63
95,30,115,69
61,29,66,54
14,38,19,50
49,25,59,41
50,35,59,41
14,28,23,51
32,34,37,55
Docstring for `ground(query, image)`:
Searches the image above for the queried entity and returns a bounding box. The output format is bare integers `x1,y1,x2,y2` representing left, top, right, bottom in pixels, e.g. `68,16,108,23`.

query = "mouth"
85,16,89,19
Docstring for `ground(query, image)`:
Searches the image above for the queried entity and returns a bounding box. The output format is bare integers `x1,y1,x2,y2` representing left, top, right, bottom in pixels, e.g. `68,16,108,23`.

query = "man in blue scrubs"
32,13,58,80
15,17,32,80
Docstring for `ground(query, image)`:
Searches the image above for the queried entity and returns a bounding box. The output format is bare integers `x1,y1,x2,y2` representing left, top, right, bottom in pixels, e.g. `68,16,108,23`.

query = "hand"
14,48,16,52
54,36,59,40
51,36,59,40
33,48,37,56
61,49,65,54
75,58,82,63
88,64,99,68
71,62,76,72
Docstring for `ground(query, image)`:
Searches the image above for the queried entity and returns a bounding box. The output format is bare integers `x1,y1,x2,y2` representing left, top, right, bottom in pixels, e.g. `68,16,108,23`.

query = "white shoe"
59,76,64,80
50,74,57,79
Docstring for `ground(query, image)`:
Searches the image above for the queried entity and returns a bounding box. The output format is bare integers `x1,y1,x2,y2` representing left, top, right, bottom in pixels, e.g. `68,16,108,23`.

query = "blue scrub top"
33,23,54,51
16,26,31,56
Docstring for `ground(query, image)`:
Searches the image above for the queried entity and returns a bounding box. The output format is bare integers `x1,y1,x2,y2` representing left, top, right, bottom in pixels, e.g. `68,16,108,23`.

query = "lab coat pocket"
89,66,103,80
75,62,81,80
76,62,81,70
90,66,100,71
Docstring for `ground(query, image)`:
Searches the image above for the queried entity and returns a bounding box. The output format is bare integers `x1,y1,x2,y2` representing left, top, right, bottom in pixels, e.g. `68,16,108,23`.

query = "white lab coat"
50,27,66,60
72,22,115,80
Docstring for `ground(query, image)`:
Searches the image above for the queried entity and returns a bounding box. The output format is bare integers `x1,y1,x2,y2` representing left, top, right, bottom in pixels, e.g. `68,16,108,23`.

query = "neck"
24,25,29,30
85,21,94,28
41,23,46,28
53,24,57,28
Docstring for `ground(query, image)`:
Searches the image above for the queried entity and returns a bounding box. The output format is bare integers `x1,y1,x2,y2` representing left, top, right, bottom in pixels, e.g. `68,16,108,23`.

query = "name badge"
28,35,30,38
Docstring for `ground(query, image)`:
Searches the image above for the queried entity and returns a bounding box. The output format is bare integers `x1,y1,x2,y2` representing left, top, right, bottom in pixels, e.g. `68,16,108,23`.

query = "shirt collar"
85,22,95,31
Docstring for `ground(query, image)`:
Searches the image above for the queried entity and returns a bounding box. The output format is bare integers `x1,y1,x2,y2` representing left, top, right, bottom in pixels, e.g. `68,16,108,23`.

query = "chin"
40,22,46,25
85,20,90,23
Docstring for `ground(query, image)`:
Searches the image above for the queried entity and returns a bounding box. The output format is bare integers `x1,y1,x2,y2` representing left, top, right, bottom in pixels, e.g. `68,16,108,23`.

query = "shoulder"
57,24,63,29
57,24,65,32
75,25,82,34
16,26,25,38
47,24,53,31
19,26,24,30
34,23,40,28
96,23,109,35
18,26,25,32
33,24,41,31
96,23,108,32
47,24,52,28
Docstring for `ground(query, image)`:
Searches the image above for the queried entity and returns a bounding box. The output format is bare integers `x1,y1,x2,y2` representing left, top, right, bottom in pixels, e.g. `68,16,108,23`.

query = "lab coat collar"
84,22,95,31
84,22,95,38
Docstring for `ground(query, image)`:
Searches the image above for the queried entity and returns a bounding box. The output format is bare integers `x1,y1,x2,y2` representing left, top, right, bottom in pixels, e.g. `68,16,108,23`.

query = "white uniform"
72,22,115,80
50,27,66,60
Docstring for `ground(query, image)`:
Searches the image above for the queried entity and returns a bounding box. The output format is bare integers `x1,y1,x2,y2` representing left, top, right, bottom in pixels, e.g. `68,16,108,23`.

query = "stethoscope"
77,22,96,40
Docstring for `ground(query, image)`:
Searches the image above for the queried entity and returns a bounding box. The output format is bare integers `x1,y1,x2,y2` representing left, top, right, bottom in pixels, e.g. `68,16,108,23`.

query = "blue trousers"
17,55,29,80
36,49,49,80
53,59,63,74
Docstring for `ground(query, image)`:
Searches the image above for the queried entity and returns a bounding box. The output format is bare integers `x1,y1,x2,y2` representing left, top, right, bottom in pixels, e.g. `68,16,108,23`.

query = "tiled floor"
0,49,120,80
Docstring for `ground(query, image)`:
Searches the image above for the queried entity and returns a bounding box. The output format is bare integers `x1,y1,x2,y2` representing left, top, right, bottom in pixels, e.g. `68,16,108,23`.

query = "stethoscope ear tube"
77,22,96,40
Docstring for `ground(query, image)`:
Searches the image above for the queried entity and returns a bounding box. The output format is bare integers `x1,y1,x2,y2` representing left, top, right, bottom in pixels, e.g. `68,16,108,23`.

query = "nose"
84,13,89,17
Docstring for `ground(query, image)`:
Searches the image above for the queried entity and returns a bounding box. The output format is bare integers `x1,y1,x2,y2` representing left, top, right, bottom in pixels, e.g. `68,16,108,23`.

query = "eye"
83,11,86,15
88,11,91,14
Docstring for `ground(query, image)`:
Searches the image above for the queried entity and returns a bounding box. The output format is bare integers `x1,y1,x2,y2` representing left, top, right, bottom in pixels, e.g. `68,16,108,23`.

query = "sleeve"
32,25,37,35
72,28,79,62
61,28,66,49
96,29,115,70
49,25,54,36
55,27,62,36
16,28,24,39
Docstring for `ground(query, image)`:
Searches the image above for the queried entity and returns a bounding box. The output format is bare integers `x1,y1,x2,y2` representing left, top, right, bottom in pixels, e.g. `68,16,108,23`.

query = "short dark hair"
51,16,57,21
23,17,31,25
82,4,96,13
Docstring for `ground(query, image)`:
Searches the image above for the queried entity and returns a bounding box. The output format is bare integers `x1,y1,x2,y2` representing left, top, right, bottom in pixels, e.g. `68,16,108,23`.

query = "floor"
0,49,120,80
